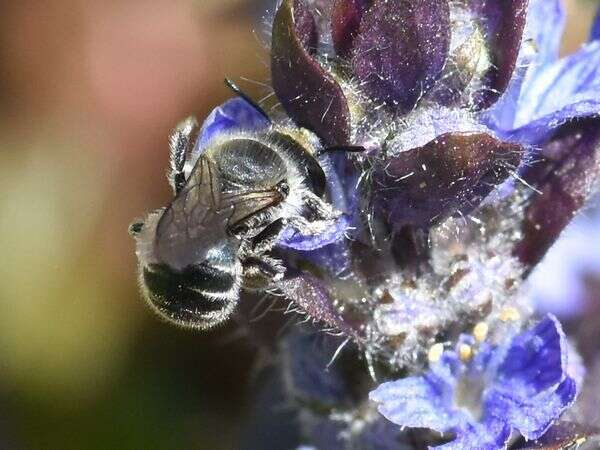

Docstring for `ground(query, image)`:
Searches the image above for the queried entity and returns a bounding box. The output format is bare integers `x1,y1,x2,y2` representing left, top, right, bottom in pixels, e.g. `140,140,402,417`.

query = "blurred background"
0,1,597,449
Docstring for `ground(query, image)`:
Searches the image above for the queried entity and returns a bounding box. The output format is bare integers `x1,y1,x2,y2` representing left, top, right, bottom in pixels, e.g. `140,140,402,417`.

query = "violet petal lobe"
278,215,350,251
436,420,511,450
514,117,600,269
496,315,566,391
372,133,523,230
487,377,577,441
502,41,600,145
369,373,460,433
196,97,271,151
271,0,351,146
352,0,450,113
483,0,565,135
370,318,576,450
526,0,565,66
331,0,367,58
470,0,528,110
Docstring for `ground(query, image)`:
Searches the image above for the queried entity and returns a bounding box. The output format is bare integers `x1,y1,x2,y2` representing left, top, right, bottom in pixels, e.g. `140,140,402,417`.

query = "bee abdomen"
141,263,239,329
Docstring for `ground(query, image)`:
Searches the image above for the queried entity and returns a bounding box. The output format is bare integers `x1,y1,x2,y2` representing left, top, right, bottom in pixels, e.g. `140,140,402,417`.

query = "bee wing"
155,155,284,270
221,188,285,230
156,156,234,270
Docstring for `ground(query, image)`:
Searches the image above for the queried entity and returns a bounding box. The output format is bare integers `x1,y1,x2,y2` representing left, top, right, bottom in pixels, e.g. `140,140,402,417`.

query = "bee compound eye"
141,263,238,329
129,221,144,235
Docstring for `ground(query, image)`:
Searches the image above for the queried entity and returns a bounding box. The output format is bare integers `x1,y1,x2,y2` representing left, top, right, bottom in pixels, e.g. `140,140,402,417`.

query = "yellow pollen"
459,344,473,362
428,343,444,363
500,307,521,322
473,322,489,342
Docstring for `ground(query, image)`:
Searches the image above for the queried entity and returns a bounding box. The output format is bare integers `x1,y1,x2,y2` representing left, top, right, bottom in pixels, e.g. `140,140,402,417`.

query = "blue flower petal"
500,41,600,144
526,0,565,66
196,97,271,150
436,419,510,450
526,211,600,318
485,376,577,441
485,316,577,440
277,152,353,252
278,215,350,251
496,314,567,391
371,316,576,449
369,369,462,433
591,6,600,42
484,0,565,135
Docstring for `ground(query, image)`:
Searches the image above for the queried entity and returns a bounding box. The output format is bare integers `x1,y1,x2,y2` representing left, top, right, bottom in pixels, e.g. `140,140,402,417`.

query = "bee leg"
304,191,340,222
242,255,285,289
243,219,288,288
288,216,332,236
168,117,200,194
251,218,287,254
287,192,341,235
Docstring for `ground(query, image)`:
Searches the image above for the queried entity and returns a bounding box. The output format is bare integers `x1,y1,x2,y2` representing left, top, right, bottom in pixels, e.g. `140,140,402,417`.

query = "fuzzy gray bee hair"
130,114,339,330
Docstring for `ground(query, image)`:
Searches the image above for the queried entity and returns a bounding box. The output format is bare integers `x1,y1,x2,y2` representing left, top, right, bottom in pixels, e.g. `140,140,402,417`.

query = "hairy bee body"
131,113,338,329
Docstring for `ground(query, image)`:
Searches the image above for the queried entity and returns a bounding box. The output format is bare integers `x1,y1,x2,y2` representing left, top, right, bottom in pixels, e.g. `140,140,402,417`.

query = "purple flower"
271,0,528,144
193,0,600,365
485,0,600,145
370,315,577,450
196,97,270,150
268,0,532,232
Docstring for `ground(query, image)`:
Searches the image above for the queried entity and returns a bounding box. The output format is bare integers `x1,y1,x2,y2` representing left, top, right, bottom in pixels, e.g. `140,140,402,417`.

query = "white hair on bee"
132,208,163,267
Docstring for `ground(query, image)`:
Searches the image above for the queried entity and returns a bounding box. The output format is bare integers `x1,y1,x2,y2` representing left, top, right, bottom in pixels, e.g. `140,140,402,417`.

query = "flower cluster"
370,315,577,449
194,0,600,448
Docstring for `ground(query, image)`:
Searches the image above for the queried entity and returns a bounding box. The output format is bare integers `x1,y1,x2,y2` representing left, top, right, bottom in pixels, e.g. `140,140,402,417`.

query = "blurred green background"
0,1,595,449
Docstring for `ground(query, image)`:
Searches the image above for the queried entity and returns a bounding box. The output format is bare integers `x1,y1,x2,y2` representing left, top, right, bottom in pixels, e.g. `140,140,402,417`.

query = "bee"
130,81,340,329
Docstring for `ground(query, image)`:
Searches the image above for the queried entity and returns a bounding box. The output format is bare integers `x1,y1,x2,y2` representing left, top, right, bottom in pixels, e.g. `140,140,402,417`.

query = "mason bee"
130,85,340,329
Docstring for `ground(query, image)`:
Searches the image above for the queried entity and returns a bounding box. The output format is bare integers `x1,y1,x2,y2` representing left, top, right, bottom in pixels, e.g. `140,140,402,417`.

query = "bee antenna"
224,78,272,123
316,145,366,157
